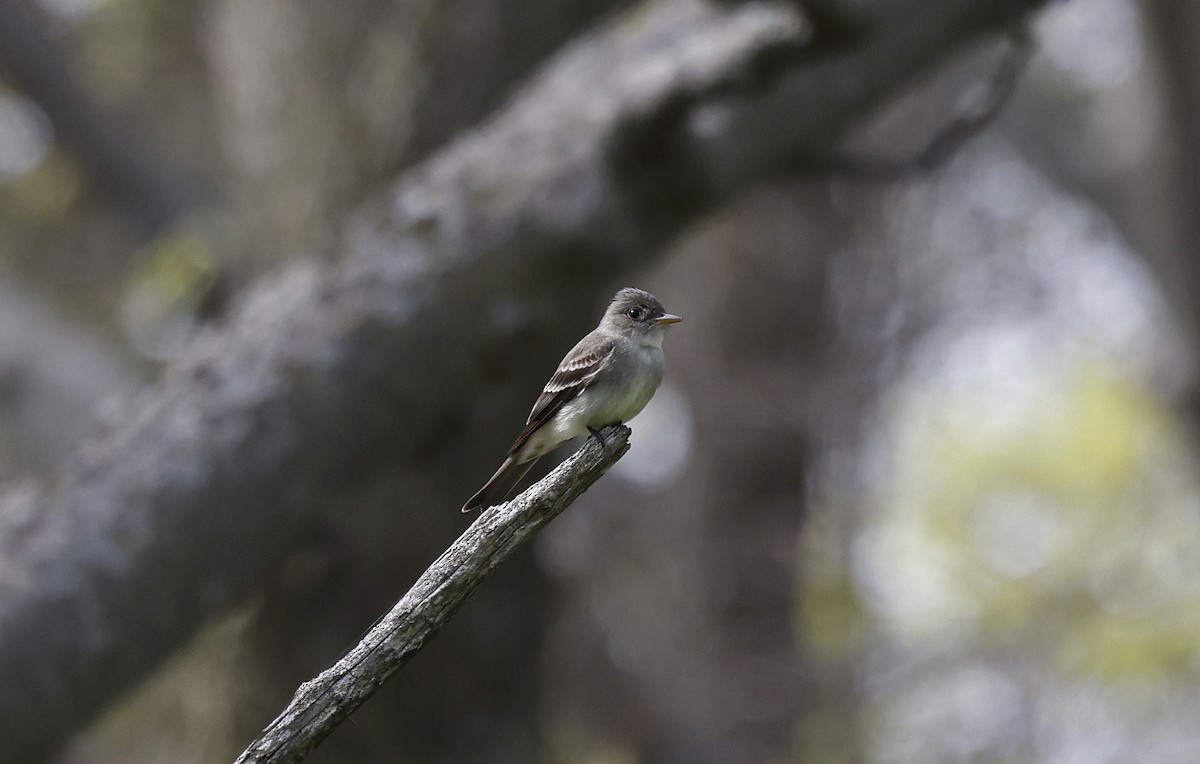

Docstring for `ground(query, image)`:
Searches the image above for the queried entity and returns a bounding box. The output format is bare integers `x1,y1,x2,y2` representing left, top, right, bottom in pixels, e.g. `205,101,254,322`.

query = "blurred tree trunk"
206,0,629,268
540,184,874,762
1141,0,1200,373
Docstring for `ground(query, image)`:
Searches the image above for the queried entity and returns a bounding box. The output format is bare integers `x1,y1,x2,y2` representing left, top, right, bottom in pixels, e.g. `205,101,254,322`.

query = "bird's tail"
461,456,539,513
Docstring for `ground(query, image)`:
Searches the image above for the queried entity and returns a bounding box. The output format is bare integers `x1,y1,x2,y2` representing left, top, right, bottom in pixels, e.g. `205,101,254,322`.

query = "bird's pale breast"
517,344,664,462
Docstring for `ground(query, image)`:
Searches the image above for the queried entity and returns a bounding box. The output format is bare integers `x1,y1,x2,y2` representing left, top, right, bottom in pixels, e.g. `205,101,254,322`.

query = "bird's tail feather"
461,456,539,513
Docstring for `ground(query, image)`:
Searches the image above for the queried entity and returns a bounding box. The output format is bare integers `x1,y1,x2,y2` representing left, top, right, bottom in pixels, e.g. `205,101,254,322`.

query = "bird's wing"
507,334,616,457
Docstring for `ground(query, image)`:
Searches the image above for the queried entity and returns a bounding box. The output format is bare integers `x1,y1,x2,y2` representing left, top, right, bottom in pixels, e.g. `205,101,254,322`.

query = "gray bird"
462,287,682,512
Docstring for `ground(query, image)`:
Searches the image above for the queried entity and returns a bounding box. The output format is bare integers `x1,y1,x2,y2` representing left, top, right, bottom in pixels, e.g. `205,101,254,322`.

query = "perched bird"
462,287,682,512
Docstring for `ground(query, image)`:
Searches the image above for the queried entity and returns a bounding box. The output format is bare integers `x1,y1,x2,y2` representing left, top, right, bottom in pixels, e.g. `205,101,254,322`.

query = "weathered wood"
235,426,631,764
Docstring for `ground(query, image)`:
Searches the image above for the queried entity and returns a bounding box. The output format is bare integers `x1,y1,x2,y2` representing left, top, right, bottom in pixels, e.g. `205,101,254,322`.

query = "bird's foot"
587,425,609,447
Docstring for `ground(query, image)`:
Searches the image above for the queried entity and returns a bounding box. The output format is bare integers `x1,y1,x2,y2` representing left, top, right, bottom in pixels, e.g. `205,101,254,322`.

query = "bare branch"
816,23,1034,179
236,426,631,764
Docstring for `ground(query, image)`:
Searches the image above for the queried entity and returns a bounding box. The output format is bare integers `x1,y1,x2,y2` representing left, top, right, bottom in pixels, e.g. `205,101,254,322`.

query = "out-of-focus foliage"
806,350,1200,760
798,2,1200,761
121,212,231,358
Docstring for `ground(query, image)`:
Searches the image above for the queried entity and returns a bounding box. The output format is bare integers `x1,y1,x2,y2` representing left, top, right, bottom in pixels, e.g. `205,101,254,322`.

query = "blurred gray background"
1,0,1198,762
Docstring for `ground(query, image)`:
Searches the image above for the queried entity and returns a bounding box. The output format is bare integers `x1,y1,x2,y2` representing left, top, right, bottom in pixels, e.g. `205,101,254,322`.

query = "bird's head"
603,287,682,345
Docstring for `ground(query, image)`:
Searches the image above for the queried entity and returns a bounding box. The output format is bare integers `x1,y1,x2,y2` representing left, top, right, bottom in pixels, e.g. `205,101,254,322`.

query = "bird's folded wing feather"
507,335,616,457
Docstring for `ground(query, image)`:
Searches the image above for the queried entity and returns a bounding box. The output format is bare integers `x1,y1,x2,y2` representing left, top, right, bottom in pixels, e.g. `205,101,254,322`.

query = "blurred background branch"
817,22,1032,177
0,281,137,473
1140,0,1200,371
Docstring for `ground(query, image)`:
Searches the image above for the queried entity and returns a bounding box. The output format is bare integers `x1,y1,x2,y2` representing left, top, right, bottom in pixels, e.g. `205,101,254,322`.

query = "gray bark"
236,426,630,764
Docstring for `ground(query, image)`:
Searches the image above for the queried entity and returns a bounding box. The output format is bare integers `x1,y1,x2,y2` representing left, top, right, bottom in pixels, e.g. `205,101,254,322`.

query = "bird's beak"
655,313,683,325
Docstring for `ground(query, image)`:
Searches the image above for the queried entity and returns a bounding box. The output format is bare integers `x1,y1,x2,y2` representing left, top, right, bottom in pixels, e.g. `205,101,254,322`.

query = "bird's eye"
627,307,643,320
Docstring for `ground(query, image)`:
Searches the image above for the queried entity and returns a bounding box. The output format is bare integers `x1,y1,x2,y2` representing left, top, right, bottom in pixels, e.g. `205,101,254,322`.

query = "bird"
462,287,682,512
